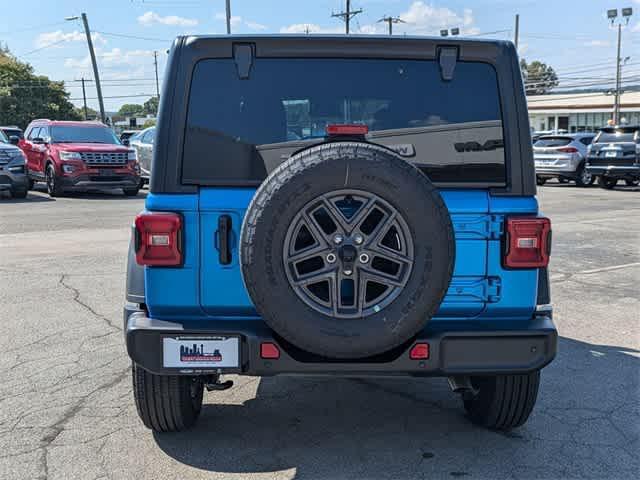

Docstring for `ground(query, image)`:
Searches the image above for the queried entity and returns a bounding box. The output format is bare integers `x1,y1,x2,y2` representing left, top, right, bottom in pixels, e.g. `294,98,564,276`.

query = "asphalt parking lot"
0,182,638,480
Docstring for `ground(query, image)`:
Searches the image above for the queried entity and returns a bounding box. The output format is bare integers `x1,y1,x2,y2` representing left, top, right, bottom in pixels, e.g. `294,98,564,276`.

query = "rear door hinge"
488,215,503,239
487,277,501,303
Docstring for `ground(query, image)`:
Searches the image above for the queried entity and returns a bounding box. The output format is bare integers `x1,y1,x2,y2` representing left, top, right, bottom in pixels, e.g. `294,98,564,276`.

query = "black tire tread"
464,371,540,431
131,363,203,432
240,142,455,358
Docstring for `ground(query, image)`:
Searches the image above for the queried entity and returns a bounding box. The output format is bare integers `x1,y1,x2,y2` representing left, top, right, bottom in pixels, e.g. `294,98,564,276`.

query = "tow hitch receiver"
204,372,234,391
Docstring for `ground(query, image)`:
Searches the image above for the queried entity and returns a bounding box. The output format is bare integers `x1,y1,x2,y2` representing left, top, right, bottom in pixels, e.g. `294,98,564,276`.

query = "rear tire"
132,363,204,432
536,176,546,186
10,187,28,199
463,371,540,431
598,176,617,189
123,187,140,197
574,164,593,187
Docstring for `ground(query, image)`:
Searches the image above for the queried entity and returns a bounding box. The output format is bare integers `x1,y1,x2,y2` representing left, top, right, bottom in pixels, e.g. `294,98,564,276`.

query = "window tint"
579,137,593,146
595,131,637,143
144,128,155,145
534,137,572,148
0,129,8,143
50,126,120,144
29,127,42,140
183,58,505,185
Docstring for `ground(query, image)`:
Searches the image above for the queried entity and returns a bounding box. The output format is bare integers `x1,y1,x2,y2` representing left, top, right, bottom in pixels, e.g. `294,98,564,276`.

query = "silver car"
534,133,596,187
129,126,155,186
0,129,29,198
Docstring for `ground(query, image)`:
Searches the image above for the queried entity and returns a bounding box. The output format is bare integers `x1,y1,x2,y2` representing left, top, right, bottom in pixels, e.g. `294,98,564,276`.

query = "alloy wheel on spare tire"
240,142,455,359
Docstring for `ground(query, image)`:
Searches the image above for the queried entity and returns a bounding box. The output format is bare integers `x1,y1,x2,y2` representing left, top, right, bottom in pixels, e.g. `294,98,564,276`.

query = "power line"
69,93,156,101
93,30,170,42
0,21,69,35
331,0,362,34
377,16,405,36
16,39,70,58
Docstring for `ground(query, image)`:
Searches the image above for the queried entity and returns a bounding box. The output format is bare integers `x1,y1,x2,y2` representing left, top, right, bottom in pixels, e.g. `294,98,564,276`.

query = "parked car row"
0,120,158,198
534,125,640,189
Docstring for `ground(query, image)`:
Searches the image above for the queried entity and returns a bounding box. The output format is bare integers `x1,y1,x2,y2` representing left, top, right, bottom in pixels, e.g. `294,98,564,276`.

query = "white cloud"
631,21,640,32
583,40,610,47
215,12,269,31
138,11,198,27
279,23,343,34
64,48,154,69
246,21,268,31
518,43,529,56
398,1,475,34
215,12,242,27
35,30,106,48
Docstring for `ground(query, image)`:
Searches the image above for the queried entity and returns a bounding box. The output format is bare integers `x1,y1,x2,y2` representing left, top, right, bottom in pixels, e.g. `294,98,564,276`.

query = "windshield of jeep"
183,58,505,185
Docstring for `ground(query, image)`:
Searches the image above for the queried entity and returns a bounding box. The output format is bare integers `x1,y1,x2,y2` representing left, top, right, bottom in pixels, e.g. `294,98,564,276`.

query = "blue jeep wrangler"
124,35,556,432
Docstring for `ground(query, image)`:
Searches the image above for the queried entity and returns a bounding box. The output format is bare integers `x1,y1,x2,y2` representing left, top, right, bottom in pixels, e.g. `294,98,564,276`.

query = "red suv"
19,120,141,197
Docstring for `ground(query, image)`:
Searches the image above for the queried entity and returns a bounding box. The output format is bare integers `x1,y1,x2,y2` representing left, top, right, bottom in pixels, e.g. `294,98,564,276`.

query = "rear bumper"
585,164,640,178
0,172,29,191
535,168,578,178
125,306,557,377
60,173,140,190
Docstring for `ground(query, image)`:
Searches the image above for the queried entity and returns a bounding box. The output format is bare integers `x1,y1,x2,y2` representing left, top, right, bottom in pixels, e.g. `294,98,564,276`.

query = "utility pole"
607,7,633,125
514,14,520,50
226,0,231,34
153,51,160,100
80,13,105,123
332,0,362,34
66,14,106,123
378,16,405,35
81,78,88,120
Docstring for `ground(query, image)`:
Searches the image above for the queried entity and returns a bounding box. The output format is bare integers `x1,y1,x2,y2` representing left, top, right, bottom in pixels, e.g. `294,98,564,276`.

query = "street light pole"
607,7,633,125
67,14,106,123
614,22,622,124
226,0,231,34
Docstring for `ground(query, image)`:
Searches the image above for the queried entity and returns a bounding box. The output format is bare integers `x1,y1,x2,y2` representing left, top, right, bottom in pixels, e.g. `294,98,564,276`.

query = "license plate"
605,151,618,158
99,169,114,175
163,336,239,368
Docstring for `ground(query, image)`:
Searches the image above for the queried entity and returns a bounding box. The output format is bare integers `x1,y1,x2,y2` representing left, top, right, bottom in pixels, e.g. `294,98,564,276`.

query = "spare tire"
240,142,454,359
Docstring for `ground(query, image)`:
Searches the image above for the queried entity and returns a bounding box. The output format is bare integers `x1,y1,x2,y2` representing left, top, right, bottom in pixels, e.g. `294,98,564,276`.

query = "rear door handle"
216,215,232,265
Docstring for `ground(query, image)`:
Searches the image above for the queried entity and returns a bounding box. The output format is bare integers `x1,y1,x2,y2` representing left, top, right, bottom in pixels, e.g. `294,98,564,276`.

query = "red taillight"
260,342,280,359
134,212,183,266
409,343,430,360
326,124,369,136
557,147,578,153
504,217,551,268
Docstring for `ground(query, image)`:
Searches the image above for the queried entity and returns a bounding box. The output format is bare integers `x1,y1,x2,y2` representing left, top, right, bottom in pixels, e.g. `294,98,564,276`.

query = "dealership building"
527,91,640,133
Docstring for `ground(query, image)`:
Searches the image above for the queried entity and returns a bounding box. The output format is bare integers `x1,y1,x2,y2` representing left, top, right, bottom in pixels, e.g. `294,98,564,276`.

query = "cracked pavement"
0,183,638,480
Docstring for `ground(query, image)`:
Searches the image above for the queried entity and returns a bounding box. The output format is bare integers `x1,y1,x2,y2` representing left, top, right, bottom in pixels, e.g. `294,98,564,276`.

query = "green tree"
143,96,159,115
74,105,98,120
0,46,80,129
118,103,144,117
520,59,558,95
141,119,156,129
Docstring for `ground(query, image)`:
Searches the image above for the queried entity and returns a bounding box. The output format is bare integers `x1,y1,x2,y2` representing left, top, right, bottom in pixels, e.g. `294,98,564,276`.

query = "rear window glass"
534,137,572,147
595,131,638,143
50,126,120,144
182,58,506,185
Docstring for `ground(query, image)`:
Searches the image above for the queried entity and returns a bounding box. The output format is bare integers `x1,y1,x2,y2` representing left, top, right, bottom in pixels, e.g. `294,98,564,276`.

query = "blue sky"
1,0,639,111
